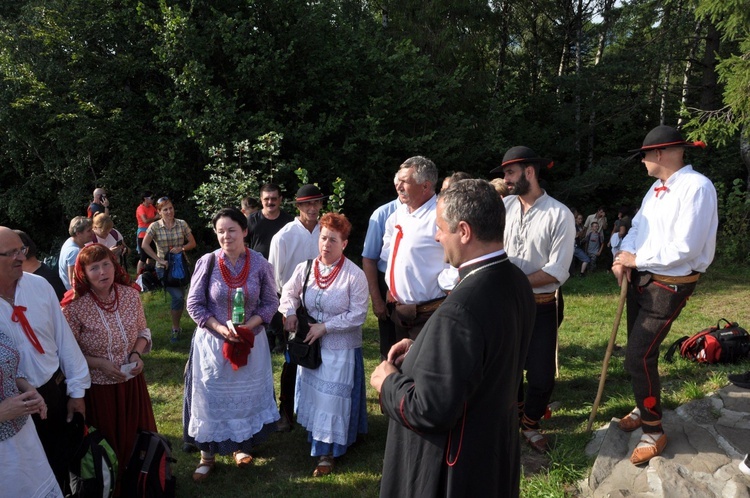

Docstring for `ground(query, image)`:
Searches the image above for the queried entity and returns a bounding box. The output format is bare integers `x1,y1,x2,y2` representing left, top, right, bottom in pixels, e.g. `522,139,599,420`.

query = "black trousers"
279,360,297,421
32,371,73,491
376,270,397,360
625,272,695,432
518,291,564,423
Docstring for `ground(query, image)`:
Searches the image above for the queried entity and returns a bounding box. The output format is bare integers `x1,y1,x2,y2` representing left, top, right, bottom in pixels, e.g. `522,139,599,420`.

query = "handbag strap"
301,259,313,313
204,253,216,301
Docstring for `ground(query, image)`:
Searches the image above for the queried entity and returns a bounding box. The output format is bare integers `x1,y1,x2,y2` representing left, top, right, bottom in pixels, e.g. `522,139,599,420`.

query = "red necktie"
11,306,45,354
389,225,404,303
654,186,668,198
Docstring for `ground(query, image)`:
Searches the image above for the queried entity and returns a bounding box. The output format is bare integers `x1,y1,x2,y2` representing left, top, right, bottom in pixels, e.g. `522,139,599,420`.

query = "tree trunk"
658,6,673,124
587,0,615,169
700,20,720,111
677,19,703,127
742,125,750,188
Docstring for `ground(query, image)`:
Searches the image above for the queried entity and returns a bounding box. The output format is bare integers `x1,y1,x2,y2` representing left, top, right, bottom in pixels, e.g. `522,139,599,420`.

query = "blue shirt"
58,237,80,290
361,198,400,273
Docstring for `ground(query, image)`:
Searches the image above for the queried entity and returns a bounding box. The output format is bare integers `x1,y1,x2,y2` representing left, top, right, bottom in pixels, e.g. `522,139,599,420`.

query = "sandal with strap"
233,451,253,468
617,408,642,432
193,457,215,482
522,428,549,454
630,432,667,465
313,455,334,477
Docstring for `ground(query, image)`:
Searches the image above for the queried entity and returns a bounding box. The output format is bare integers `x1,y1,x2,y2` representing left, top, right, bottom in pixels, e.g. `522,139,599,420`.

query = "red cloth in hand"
222,325,256,370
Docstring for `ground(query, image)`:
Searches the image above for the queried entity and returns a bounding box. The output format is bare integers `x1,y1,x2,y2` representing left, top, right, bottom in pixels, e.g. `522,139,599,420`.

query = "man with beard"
246,183,294,352
490,146,575,453
269,184,327,431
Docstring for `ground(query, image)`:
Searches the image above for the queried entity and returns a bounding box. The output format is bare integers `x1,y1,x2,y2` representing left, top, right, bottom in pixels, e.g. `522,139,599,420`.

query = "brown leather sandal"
522,428,549,454
233,451,253,468
630,433,667,465
192,457,215,482
313,455,334,477
617,409,642,432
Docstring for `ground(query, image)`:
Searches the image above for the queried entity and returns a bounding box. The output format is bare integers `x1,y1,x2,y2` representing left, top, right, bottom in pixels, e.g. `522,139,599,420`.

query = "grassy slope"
139,264,750,497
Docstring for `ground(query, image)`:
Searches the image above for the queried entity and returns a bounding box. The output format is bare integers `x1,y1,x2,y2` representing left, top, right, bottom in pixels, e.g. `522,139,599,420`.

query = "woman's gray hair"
401,156,438,188
439,179,505,243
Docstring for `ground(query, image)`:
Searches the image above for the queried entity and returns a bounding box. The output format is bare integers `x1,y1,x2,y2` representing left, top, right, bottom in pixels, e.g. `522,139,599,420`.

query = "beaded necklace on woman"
218,248,250,320
90,284,120,313
314,254,345,289
90,285,129,367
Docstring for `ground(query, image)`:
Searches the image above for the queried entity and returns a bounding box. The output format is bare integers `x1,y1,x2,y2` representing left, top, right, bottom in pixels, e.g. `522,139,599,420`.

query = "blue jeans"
156,267,185,311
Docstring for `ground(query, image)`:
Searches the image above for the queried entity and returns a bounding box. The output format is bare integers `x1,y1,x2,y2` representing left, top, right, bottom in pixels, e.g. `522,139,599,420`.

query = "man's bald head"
0,226,25,284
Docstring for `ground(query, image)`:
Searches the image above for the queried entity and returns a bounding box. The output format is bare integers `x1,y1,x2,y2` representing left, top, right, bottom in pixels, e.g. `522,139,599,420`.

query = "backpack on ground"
122,430,177,498
69,425,118,498
665,318,750,364
136,264,162,293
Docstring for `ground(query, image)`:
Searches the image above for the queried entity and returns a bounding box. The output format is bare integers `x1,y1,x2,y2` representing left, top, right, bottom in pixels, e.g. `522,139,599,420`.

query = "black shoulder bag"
286,260,322,369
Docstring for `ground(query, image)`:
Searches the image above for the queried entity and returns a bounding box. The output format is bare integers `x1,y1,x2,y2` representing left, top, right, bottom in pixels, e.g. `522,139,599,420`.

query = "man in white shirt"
0,226,91,489
268,184,326,431
381,156,454,341
612,125,716,465
491,146,575,454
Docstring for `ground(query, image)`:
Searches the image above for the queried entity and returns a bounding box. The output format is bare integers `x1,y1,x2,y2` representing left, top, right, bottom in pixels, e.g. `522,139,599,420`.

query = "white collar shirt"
503,191,576,293
268,218,321,290
0,272,90,397
620,165,717,275
380,195,452,304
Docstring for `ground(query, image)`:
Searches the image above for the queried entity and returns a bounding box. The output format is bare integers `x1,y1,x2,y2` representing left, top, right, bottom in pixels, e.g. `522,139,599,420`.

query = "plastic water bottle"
232,287,245,324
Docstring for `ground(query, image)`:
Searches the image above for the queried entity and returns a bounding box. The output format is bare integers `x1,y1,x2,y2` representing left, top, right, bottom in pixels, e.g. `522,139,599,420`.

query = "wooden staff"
586,277,629,431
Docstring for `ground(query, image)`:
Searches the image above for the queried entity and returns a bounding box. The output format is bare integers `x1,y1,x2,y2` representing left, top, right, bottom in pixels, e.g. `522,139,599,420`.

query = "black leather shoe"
182,442,199,453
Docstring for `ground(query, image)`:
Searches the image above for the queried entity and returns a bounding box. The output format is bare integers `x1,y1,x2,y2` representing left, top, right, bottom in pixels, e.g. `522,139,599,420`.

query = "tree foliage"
1,0,748,259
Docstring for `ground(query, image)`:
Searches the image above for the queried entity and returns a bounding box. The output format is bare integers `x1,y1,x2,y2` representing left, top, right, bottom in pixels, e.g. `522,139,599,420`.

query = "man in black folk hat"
491,146,575,453
269,184,327,430
612,125,717,465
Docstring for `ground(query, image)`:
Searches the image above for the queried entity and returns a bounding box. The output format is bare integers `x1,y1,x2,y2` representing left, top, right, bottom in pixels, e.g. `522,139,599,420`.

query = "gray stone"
584,385,750,498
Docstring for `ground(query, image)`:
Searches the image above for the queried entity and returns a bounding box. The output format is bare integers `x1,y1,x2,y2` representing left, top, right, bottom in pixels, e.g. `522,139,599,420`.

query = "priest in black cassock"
371,179,536,498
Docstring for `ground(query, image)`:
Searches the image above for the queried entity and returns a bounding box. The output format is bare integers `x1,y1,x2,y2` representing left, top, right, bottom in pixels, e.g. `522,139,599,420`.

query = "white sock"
635,431,663,449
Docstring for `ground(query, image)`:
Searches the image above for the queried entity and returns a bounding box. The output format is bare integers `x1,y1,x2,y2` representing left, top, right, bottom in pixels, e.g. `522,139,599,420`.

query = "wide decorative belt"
650,272,700,285
534,292,556,304
415,297,445,314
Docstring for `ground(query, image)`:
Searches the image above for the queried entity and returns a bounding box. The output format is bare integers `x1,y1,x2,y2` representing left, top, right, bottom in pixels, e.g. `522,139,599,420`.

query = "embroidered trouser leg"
625,275,695,433
518,294,563,422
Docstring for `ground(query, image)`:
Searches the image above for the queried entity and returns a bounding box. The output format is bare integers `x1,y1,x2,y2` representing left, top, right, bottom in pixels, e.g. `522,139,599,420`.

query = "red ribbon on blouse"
11,305,45,354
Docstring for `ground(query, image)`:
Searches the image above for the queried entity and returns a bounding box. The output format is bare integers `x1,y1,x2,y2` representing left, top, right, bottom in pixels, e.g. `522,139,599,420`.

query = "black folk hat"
294,184,328,203
489,146,554,174
628,125,707,153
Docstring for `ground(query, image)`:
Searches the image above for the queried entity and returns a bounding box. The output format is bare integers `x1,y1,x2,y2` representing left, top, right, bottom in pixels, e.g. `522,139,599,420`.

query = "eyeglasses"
0,246,28,258
157,197,170,204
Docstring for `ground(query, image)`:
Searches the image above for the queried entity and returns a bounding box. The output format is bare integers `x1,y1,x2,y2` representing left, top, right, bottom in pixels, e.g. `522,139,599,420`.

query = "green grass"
138,265,750,497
